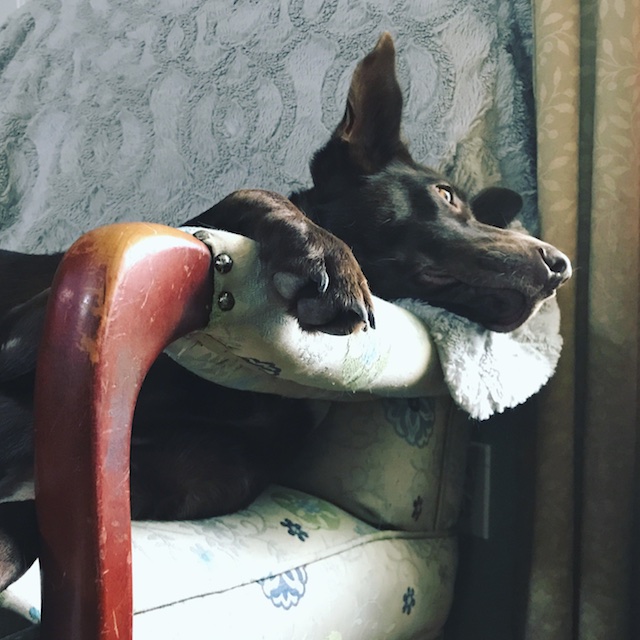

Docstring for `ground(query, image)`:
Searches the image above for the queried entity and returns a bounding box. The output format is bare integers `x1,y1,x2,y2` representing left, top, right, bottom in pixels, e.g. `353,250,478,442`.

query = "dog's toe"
345,296,374,333
296,297,371,335
367,307,376,330
272,267,331,301
272,272,308,301
312,269,330,294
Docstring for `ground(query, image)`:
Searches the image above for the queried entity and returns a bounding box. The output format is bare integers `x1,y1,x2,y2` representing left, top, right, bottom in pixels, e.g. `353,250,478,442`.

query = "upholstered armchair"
0,222,470,640
0,1,562,637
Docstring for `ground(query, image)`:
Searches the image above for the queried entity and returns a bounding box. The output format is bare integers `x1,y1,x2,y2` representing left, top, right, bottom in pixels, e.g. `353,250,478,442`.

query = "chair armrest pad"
168,227,447,399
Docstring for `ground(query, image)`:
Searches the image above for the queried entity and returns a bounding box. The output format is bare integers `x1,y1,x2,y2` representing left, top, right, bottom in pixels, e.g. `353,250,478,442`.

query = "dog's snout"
539,246,572,283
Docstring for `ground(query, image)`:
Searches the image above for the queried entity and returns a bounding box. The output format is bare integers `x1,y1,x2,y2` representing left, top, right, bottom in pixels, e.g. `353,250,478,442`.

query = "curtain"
527,0,640,639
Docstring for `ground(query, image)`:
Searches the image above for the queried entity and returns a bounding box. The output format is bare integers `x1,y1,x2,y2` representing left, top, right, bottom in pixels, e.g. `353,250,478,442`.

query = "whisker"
368,256,404,265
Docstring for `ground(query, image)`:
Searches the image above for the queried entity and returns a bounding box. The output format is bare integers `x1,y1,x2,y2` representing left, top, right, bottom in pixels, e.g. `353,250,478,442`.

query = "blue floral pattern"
190,543,214,563
412,496,424,522
280,518,309,542
402,587,416,615
272,491,341,530
383,398,436,448
258,567,308,610
3,487,460,635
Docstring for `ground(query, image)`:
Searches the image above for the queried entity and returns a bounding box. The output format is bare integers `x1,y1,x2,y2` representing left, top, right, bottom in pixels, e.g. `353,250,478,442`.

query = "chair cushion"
1,486,456,639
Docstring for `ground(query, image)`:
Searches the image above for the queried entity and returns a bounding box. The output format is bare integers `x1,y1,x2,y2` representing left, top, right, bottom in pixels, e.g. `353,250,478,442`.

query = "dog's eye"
435,185,455,205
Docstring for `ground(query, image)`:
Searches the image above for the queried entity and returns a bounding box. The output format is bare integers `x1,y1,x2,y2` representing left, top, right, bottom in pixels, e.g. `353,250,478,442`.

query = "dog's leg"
0,290,47,504
0,501,38,591
0,247,60,384
0,293,42,505
129,354,314,520
0,250,62,316
0,290,51,382
187,189,375,335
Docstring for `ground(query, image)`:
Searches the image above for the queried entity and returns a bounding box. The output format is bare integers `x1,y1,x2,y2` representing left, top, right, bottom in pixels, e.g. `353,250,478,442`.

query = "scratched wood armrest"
33,223,214,640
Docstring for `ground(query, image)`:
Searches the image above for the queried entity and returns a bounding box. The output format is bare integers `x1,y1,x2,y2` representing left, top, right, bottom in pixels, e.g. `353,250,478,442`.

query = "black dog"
0,33,570,589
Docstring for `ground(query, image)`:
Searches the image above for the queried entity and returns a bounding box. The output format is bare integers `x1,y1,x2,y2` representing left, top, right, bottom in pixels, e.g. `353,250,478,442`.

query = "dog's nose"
539,246,572,283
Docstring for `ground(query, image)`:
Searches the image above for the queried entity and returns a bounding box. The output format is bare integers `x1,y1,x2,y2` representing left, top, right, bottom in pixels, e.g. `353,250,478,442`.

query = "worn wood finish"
33,223,213,640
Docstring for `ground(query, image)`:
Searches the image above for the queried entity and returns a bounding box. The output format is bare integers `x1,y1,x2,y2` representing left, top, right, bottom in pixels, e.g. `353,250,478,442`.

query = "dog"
0,33,571,590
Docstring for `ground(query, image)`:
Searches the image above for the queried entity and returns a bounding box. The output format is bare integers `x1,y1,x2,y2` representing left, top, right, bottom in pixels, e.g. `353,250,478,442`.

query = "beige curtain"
527,0,640,638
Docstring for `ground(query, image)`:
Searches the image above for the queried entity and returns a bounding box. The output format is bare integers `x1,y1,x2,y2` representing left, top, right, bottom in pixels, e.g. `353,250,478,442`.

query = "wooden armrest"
33,223,213,640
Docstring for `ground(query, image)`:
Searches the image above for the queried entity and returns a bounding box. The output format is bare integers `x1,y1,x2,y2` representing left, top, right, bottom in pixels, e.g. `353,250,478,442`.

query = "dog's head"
292,33,571,332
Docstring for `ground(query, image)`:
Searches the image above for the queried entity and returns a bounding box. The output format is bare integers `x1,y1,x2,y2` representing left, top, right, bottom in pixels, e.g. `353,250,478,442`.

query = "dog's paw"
263,221,375,336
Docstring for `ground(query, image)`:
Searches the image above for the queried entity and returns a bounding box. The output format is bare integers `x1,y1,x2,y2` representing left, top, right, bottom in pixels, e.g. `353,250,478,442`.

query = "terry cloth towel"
396,297,562,420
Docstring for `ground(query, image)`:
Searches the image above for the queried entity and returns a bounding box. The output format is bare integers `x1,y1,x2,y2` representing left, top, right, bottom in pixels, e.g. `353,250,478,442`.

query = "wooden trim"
34,223,213,640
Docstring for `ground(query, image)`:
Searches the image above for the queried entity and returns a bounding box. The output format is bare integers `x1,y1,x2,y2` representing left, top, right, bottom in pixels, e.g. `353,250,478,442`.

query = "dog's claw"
352,299,371,331
368,308,376,331
313,270,330,294
293,294,373,336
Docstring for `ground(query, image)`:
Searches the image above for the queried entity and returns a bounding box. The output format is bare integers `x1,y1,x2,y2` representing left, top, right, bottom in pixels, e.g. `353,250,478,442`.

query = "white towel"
397,296,562,419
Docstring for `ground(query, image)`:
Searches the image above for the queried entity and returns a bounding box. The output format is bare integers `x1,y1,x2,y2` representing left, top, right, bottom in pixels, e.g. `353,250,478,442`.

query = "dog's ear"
334,32,410,173
471,187,523,228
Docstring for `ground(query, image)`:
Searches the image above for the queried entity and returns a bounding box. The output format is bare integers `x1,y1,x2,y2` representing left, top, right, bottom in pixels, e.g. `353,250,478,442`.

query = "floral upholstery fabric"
2,486,458,640
285,397,470,532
